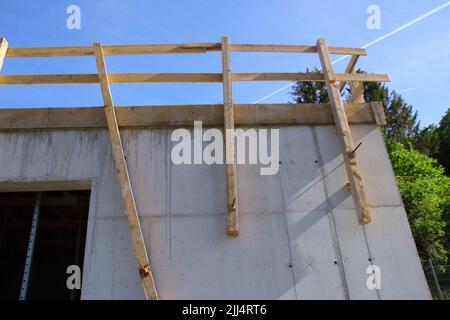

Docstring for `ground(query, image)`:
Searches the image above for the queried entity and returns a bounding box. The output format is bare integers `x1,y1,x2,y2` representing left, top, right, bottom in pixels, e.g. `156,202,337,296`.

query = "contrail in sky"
252,1,450,104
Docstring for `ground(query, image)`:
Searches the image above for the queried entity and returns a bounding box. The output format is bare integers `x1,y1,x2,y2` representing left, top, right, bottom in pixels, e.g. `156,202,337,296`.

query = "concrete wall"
0,125,431,299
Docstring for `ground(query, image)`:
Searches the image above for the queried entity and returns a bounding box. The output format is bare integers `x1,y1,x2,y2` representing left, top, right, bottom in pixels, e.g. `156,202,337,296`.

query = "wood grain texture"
0,72,389,85
317,38,371,225
0,37,8,71
5,43,366,57
222,37,239,237
93,43,158,300
0,103,381,130
370,101,387,126
338,54,359,93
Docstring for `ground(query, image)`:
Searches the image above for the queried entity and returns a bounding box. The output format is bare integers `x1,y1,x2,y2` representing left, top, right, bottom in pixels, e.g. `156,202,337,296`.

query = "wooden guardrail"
0,36,390,300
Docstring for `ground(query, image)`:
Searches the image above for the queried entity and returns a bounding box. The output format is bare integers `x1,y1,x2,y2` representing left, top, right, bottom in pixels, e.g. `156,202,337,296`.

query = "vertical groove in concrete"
111,217,117,298
311,126,350,300
362,223,381,299
277,128,299,300
164,132,169,253
164,131,173,259
351,127,381,300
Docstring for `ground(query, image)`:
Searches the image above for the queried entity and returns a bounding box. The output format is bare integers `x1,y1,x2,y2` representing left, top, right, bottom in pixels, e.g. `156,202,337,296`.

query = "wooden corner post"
93,43,158,299
0,37,9,72
221,36,239,236
337,54,365,103
317,39,371,224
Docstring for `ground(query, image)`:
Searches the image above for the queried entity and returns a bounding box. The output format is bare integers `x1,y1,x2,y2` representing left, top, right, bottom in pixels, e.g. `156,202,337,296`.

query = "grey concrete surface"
0,125,431,299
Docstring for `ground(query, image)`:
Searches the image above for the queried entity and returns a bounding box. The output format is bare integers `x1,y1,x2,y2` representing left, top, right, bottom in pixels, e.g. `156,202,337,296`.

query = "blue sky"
0,0,449,126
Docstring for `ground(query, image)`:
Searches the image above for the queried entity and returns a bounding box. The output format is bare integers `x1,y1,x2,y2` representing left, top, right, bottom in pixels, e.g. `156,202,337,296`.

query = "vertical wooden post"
0,37,9,72
338,54,365,103
349,81,365,103
221,36,239,236
93,43,158,300
317,39,371,224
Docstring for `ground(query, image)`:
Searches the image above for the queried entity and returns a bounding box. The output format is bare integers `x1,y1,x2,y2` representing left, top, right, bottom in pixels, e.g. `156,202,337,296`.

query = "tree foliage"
362,75,420,144
290,68,329,103
437,109,450,175
388,141,449,263
415,109,450,175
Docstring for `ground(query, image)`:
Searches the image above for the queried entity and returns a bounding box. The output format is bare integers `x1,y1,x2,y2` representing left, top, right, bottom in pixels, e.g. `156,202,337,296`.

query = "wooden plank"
231,44,366,56
109,73,222,83
0,74,99,85
317,38,371,225
0,180,91,192
338,54,359,93
6,43,366,57
337,55,365,102
0,37,8,71
0,72,390,85
233,73,321,82
370,101,387,126
346,55,365,103
93,43,158,300
222,37,239,237
0,102,381,130
349,81,365,103
6,43,221,57
0,73,220,85
233,73,389,82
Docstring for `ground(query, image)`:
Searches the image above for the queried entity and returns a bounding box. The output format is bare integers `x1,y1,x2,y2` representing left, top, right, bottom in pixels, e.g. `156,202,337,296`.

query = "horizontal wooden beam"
0,72,390,85
6,43,221,57
0,102,383,130
231,45,366,56
233,73,389,82
5,43,366,57
0,180,91,192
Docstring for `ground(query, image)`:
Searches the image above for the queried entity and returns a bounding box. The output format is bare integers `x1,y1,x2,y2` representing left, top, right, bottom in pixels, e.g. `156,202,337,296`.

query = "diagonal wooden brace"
317,38,371,224
0,37,9,72
93,43,158,299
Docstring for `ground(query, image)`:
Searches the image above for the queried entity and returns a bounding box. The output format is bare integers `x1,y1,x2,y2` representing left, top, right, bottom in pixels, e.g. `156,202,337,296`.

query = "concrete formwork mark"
277,128,298,299
0,126,432,299
311,126,350,300
315,125,379,299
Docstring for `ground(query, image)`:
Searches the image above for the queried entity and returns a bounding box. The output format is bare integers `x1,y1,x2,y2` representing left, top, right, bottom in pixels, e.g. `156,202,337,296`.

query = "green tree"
388,141,449,263
413,108,450,175
290,68,328,103
435,109,450,175
362,76,420,145
414,124,440,157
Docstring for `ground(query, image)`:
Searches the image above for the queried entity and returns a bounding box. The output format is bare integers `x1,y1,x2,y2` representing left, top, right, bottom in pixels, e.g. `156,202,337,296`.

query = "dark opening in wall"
0,190,90,300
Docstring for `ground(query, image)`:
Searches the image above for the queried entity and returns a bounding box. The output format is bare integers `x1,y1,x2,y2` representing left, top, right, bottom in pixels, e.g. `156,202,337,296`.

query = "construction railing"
0,36,390,300
0,43,388,85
